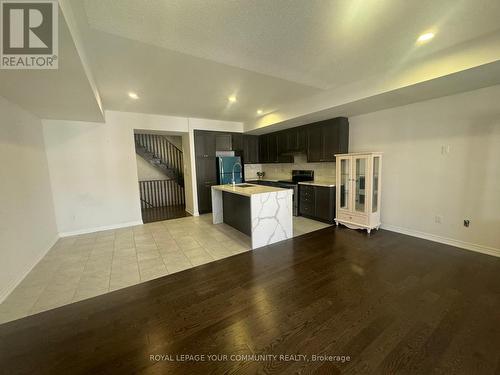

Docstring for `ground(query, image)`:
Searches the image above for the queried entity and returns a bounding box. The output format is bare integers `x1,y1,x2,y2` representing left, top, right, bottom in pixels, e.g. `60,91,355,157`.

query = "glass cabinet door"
353,157,367,213
339,158,350,211
372,156,380,213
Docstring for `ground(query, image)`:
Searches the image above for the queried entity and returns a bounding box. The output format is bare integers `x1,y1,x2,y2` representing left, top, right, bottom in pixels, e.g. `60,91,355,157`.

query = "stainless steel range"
276,170,314,216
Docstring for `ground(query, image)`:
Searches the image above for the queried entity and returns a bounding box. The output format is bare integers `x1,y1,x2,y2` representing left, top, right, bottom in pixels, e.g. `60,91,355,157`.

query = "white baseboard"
381,223,500,258
0,234,59,304
59,220,143,237
185,207,199,216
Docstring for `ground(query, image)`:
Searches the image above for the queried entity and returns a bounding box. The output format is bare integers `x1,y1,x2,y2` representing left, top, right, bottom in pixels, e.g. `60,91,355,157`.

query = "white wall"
350,85,500,255
165,135,183,150
0,96,58,302
182,133,195,215
136,156,167,181
43,111,242,235
43,111,187,235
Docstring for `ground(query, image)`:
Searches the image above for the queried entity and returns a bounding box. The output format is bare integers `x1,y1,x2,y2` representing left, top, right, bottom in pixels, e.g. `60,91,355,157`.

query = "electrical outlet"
464,219,470,228
435,215,442,224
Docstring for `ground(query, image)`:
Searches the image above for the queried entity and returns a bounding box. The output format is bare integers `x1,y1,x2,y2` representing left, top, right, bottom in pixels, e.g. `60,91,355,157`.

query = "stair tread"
135,134,184,187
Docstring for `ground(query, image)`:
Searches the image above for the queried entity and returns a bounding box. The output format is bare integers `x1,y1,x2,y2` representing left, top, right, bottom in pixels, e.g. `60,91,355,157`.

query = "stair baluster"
135,133,185,209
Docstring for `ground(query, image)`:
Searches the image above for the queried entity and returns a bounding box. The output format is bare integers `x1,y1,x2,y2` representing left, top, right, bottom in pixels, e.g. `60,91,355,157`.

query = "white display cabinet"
335,152,382,233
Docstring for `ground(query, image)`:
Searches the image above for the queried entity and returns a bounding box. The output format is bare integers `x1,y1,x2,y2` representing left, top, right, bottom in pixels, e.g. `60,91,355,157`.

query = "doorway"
134,132,189,223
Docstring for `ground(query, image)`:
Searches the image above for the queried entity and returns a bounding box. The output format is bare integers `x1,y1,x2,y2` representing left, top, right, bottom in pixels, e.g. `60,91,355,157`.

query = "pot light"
417,32,435,43
257,109,263,115
128,92,139,99
228,95,237,103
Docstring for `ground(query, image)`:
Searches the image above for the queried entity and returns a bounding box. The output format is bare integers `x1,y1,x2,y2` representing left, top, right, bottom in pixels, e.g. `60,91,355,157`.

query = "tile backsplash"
245,154,336,182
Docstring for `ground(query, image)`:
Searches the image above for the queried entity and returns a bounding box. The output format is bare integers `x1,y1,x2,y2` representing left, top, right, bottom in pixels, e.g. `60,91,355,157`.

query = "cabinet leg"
335,221,339,226
367,228,371,234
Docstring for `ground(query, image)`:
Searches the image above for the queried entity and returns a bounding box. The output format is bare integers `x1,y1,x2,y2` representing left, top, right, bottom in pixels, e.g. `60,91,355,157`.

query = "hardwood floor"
1,226,499,374
141,205,189,223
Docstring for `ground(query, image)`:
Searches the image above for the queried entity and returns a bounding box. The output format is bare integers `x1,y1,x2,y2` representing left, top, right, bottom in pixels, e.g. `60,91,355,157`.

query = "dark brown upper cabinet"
231,133,244,152
258,117,348,163
294,126,308,152
275,131,294,163
278,127,307,154
267,133,279,163
243,135,259,164
307,125,322,162
194,130,216,157
306,117,349,162
259,133,293,163
259,134,275,163
277,131,289,156
215,133,232,151
258,134,269,163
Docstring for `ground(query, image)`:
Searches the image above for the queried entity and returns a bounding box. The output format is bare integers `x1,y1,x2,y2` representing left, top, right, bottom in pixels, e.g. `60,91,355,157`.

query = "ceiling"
0,8,104,122
82,28,320,122
83,0,500,89
247,60,500,134
1,0,500,127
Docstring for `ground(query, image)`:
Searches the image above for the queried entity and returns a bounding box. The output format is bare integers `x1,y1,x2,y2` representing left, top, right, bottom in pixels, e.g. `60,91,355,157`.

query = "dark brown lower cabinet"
299,185,336,223
222,192,251,236
299,185,315,216
196,157,217,214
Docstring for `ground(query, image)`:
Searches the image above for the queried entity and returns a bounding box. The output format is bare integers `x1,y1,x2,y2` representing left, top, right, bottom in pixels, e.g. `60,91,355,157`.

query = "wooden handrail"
160,135,182,152
134,134,184,186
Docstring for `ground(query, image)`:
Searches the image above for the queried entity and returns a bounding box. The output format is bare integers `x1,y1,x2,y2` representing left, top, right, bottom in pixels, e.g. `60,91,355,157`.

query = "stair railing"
139,180,185,208
134,134,184,186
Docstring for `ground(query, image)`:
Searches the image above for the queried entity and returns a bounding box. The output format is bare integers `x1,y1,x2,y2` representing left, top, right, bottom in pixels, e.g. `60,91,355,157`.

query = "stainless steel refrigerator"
216,156,243,185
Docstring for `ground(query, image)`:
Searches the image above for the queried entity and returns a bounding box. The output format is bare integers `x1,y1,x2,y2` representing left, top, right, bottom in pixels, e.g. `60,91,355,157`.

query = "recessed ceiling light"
128,92,139,99
257,109,263,115
228,95,237,103
417,32,435,43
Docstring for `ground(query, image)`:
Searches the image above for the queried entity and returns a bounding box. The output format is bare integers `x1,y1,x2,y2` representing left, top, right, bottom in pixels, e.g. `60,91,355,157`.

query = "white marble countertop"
212,183,290,197
298,180,336,187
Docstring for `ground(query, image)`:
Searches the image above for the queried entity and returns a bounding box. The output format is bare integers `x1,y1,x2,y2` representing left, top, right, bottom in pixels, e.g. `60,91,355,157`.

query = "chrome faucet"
232,161,242,186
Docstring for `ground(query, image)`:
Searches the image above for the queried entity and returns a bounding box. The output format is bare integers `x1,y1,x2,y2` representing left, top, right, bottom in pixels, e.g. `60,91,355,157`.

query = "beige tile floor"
0,214,330,324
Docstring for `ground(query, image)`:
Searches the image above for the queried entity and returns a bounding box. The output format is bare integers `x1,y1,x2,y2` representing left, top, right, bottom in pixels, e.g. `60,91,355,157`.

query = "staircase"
135,134,186,212
134,134,184,187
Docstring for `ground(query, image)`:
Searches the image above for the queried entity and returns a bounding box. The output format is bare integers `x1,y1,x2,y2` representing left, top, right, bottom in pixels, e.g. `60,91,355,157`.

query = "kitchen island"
211,184,293,249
